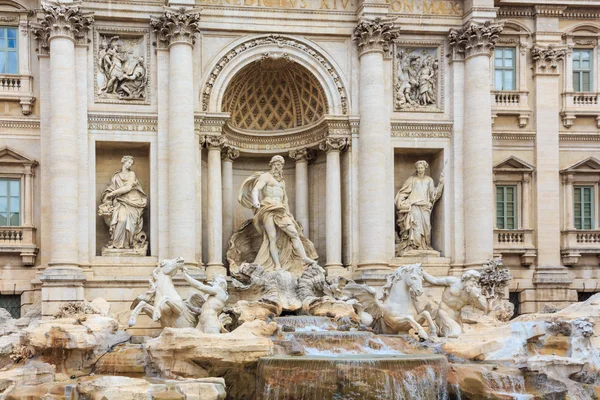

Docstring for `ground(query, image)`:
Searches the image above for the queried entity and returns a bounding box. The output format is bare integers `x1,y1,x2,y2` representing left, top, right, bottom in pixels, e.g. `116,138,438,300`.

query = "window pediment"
561,157,600,174
493,156,535,173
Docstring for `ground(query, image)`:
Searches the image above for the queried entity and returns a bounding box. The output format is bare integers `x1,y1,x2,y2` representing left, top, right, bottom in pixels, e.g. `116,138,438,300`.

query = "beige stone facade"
0,0,599,329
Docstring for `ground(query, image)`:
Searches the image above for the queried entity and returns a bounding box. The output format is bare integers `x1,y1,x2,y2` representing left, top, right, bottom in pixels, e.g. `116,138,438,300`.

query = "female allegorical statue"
98,155,148,255
394,160,444,256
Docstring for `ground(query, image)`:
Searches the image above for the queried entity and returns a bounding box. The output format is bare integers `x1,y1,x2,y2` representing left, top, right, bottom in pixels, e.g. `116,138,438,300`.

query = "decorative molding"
0,119,40,130
492,131,536,141
563,8,600,19
531,45,567,76
201,34,349,115
319,137,348,152
352,18,399,56
393,40,444,113
288,148,315,162
221,146,240,161
390,121,452,138
94,27,151,105
150,7,201,48
497,7,534,18
533,5,567,17
573,39,597,47
87,114,157,132
448,20,503,59
204,135,226,149
196,115,228,135
560,134,600,142
37,3,93,42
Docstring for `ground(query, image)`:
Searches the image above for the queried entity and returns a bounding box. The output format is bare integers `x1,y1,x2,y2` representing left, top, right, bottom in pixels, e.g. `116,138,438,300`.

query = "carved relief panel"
94,28,150,105
393,42,444,113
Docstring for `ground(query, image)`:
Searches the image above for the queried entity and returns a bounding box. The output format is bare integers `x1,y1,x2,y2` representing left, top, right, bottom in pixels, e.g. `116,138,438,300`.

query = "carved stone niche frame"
93,27,151,105
393,39,445,113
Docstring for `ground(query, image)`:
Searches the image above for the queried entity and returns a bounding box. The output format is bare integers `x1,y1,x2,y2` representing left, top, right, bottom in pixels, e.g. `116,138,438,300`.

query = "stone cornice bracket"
37,3,93,43
448,20,503,60
289,148,315,163
352,18,399,56
533,5,567,17
151,7,201,48
319,137,349,153
531,45,567,76
32,25,50,56
221,146,240,161
204,135,226,150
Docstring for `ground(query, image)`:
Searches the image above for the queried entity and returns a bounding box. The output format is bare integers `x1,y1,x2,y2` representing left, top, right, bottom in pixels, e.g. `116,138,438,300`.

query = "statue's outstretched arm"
422,271,451,286
183,270,218,296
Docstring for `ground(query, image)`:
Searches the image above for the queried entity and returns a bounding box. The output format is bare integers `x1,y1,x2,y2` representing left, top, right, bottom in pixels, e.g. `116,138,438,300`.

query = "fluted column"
35,3,92,317
222,146,239,262
289,148,314,238
448,21,502,267
151,8,201,265
353,18,398,274
205,136,226,278
320,138,348,276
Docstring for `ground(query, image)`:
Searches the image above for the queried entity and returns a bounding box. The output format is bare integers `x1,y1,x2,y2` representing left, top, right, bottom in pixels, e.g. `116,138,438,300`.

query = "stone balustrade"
561,92,600,128
0,226,37,265
0,74,35,115
561,229,600,266
493,228,536,266
491,90,531,127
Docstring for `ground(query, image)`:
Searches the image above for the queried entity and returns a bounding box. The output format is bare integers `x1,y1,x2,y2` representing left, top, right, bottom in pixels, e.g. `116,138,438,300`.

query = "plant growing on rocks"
479,258,512,317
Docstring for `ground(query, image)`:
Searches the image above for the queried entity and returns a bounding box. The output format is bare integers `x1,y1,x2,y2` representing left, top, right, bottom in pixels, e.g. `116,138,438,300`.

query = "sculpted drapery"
395,160,443,255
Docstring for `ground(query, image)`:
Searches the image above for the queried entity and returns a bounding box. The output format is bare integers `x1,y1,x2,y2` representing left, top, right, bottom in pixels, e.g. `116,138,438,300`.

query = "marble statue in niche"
395,160,444,256
227,155,318,276
97,35,147,100
98,155,148,256
395,48,439,111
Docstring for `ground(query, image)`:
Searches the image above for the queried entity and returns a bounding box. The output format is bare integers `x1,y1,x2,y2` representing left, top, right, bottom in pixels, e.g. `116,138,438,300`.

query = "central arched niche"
221,56,328,132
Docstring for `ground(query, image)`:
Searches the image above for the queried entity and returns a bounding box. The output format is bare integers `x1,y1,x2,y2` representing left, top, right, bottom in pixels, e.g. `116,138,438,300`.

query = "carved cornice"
352,18,399,56
196,115,228,135
201,34,348,114
560,134,600,142
88,114,157,132
204,135,226,149
221,146,240,161
533,5,567,17
531,45,567,76
448,20,503,59
492,131,536,141
150,7,201,48
390,122,452,138
288,148,315,162
37,3,93,43
563,8,600,19
319,137,348,153
497,6,534,18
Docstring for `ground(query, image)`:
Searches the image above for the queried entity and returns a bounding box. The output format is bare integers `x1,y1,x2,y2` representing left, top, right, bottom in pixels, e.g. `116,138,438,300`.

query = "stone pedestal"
40,266,86,318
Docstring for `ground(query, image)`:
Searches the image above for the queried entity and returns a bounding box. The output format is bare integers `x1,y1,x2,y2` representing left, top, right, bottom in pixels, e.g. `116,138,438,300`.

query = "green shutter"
574,186,594,230
496,185,518,229
573,49,593,92
0,178,20,227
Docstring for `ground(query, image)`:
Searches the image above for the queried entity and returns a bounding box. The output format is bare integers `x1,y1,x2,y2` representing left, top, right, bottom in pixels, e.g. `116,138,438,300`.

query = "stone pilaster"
531,45,571,286
205,135,226,278
36,2,93,317
319,138,348,276
288,148,314,238
222,146,240,262
151,7,201,266
448,20,502,268
353,18,398,276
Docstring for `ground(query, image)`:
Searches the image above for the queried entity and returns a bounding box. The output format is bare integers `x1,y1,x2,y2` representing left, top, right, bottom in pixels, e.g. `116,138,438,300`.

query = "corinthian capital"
319,137,349,153
204,135,226,149
151,7,201,48
221,146,240,161
289,148,315,163
352,18,398,55
448,20,503,59
531,45,568,76
38,3,93,42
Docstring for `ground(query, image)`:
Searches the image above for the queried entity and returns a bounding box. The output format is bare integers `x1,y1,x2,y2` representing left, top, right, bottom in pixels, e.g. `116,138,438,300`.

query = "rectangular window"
573,49,593,92
494,47,516,91
574,186,594,230
0,178,20,226
0,27,17,74
0,295,20,318
496,185,517,229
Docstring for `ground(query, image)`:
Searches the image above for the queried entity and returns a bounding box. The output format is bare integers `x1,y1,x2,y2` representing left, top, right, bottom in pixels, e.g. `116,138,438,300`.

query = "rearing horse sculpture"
346,263,437,340
128,257,203,328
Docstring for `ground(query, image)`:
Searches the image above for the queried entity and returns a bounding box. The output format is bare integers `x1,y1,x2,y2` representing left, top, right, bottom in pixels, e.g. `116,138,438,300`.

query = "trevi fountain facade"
0,0,599,398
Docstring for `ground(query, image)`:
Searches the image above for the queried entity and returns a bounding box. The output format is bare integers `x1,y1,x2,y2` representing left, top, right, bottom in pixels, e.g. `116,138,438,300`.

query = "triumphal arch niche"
198,34,354,278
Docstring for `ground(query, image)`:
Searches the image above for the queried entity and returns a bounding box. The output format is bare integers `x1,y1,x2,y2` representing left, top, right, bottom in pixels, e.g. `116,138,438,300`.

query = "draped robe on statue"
101,172,147,249
227,172,317,276
394,175,442,255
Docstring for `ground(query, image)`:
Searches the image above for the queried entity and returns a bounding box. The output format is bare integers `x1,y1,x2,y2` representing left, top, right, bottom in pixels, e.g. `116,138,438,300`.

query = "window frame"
496,184,518,230
574,185,595,230
494,47,517,91
572,48,593,93
0,178,20,227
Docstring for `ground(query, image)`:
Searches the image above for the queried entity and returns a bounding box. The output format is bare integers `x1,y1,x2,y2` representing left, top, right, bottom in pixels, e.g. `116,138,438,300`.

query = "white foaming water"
303,337,404,356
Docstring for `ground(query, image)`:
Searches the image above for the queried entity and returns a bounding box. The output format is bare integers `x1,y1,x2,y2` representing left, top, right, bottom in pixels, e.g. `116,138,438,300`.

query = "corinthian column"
353,18,398,275
288,148,314,237
36,3,93,317
151,8,201,266
320,138,348,276
448,21,502,267
222,146,239,261
205,135,226,278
